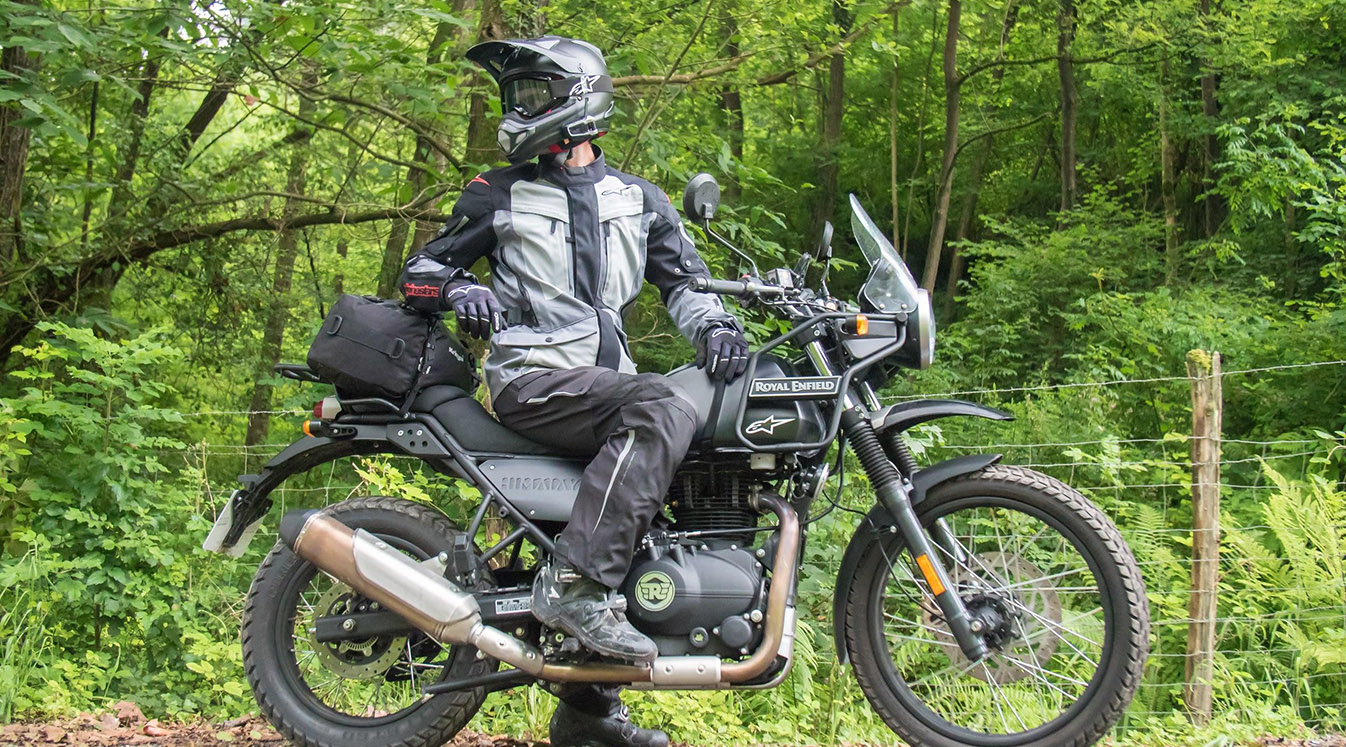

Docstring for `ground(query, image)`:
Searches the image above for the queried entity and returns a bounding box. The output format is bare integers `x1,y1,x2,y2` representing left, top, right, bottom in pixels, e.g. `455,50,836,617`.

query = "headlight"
916,288,935,369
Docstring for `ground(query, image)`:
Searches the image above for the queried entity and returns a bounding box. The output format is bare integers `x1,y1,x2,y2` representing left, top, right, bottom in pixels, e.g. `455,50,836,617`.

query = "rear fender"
203,425,462,557
830,453,1001,664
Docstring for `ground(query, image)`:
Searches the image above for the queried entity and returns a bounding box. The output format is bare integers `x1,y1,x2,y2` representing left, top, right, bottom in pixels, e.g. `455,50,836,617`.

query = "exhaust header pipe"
279,510,544,675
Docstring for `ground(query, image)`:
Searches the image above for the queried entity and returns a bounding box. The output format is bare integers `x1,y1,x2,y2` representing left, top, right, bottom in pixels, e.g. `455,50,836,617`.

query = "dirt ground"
0,703,536,747
1,704,1342,747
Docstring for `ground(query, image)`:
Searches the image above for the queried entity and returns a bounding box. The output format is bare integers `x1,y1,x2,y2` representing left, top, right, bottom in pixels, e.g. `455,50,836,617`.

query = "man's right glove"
444,281,506,339
696,323,749,382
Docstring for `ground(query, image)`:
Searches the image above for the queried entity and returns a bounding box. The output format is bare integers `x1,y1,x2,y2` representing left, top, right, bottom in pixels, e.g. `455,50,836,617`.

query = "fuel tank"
667,355,827,450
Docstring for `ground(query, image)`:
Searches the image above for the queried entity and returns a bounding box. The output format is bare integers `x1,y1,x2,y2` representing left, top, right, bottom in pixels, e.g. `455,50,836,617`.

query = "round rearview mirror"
683,173,721,222
817,221,834,259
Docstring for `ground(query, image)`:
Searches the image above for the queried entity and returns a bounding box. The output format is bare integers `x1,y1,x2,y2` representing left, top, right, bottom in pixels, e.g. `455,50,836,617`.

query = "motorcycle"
205,176,1149,747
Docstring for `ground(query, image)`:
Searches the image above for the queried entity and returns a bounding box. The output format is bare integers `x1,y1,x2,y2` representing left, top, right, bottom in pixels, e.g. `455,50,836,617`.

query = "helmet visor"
502,77,562,119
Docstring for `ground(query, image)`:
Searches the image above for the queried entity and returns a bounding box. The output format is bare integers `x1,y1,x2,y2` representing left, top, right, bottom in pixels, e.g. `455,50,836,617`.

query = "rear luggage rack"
274,363,325,383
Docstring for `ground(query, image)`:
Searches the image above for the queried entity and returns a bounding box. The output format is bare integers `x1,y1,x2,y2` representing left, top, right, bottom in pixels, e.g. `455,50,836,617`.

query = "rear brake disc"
307,585,407,680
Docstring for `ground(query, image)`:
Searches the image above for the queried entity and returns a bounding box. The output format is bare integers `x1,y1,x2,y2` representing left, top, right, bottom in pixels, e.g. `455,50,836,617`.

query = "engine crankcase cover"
620,545,762,636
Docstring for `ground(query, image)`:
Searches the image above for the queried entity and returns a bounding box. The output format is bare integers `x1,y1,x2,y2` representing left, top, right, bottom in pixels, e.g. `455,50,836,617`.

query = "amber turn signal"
302,419,315,437
854,314,869,336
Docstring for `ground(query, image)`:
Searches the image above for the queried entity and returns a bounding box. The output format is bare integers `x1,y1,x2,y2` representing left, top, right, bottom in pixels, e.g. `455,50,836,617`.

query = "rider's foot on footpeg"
532,563,658,665
550,700,669,747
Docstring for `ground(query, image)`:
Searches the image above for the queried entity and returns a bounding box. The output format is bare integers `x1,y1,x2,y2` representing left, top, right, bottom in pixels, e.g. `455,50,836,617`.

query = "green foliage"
0,324,253,717
4,0,1346,741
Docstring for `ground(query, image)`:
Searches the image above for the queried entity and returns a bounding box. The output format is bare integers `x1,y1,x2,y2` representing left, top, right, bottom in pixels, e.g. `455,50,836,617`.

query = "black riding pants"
493,366,698,589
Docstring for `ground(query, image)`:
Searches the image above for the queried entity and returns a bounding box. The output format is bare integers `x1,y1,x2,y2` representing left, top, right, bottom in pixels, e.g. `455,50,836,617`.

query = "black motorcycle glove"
444,281,507,339
696,323,749,382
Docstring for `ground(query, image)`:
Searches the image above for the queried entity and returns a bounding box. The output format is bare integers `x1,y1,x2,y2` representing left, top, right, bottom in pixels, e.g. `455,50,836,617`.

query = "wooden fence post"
1184,349,1222,725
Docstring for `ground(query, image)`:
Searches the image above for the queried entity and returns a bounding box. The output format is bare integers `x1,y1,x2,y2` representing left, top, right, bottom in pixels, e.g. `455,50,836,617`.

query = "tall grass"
0,553,52,722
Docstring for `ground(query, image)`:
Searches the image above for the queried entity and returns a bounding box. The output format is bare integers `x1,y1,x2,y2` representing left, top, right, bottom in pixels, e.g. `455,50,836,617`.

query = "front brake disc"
921,551,1062,684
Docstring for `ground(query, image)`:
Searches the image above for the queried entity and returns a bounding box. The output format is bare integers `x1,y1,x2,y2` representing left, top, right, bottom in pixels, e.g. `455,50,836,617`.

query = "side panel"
479,457,588,522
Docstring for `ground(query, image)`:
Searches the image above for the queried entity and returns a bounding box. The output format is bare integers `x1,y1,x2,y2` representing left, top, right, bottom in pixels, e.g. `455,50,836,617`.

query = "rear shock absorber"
840,409,989,662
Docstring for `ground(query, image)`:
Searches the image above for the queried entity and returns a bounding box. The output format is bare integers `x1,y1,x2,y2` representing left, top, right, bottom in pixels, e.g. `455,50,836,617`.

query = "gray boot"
532,564,658,664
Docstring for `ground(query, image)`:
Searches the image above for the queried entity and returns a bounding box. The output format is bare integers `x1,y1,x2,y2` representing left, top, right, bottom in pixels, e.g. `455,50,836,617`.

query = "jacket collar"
539,144,608,186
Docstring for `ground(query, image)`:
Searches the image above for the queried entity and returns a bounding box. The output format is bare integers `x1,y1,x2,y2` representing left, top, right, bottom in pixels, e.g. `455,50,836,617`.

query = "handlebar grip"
689,276,785,297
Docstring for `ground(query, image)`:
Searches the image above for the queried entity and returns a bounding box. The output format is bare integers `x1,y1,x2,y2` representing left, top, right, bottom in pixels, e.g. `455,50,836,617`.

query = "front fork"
839,408,990,662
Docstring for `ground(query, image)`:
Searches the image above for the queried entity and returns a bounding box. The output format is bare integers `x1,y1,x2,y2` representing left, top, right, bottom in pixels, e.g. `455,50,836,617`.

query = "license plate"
202,491,263,558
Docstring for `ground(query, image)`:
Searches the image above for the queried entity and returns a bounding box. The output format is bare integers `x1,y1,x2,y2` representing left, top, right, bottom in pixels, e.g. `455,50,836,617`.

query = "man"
399,35,750,747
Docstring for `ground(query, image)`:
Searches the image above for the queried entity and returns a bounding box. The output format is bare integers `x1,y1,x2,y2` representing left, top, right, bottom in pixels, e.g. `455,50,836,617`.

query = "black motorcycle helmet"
466,36,615,163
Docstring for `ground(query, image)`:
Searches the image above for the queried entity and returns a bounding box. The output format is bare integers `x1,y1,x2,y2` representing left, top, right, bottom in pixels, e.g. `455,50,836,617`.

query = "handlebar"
688,276,786,298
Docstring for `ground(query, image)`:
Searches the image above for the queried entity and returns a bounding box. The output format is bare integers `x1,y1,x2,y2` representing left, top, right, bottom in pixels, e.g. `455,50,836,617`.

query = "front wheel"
843,464,1149,747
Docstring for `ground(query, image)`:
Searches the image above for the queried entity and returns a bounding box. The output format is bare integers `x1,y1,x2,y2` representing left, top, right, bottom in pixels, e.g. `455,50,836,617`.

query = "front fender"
830,453,1001,664
871,398,1013,435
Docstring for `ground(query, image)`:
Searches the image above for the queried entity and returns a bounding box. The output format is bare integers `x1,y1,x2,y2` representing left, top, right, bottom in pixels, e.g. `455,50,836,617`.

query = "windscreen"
850,194,921,314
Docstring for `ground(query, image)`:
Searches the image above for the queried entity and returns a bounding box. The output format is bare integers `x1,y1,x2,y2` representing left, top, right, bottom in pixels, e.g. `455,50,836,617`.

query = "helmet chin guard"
467,36,616,163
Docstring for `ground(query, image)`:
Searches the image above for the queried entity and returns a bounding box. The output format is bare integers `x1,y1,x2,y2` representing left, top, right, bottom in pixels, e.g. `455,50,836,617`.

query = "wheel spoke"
983,661,1013,733
883,610,955,639
999,651,1076,699
907,654,984,690
1007,599,1102,657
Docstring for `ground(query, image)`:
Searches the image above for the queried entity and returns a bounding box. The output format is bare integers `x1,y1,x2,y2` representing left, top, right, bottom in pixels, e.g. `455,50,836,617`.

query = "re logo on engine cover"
634,571,675,612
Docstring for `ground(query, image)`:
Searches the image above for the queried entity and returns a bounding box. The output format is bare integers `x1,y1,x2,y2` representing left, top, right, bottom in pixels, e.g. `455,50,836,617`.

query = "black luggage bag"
306,294,477,401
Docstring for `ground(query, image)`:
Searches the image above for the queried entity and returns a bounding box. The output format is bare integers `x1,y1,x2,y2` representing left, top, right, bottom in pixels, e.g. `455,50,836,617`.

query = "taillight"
312,396,342,420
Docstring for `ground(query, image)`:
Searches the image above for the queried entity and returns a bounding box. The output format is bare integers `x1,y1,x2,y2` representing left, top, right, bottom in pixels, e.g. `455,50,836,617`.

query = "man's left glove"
445,281,507,339
696,323,749,382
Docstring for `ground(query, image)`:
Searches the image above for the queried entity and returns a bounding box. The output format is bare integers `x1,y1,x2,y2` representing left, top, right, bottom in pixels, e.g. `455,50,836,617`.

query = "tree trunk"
1283,201,1298,298
377,21,455,297
1199,0,1223,236
719,6,745,202
889,7,901,250
807,0,852,247
942,1,1017,319
106,55,160,231
919,0,960,294
464,0,509,166
1057,0,1078,213
245,72,317,446
334,239,348,296
902,0,942,260
80,82,100,252
0,3,40,264
414,1,479,251
411,146,451,252
1160,54,1179,285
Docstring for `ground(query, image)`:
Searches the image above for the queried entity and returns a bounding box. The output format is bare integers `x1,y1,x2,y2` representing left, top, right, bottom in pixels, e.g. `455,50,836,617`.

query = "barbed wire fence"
168,352,1346,730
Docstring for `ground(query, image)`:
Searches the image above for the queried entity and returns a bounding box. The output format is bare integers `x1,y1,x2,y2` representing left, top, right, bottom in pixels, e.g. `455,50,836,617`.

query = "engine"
620,541,765,657
618,464,770,658
667,465,759,540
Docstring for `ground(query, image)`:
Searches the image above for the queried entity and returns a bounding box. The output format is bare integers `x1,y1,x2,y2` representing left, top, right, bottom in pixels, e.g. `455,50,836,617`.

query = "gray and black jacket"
401,147,740,399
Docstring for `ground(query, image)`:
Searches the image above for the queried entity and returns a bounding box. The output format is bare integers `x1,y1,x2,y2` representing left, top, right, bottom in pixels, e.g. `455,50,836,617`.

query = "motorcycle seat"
409,385,575,457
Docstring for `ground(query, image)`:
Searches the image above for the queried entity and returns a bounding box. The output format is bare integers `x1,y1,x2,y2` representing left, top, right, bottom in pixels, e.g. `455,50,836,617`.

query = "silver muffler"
279,510,544,676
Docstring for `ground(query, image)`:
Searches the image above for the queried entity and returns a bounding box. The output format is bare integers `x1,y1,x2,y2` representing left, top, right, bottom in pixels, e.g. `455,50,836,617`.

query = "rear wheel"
242,497,493,747
843,465,1148,747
